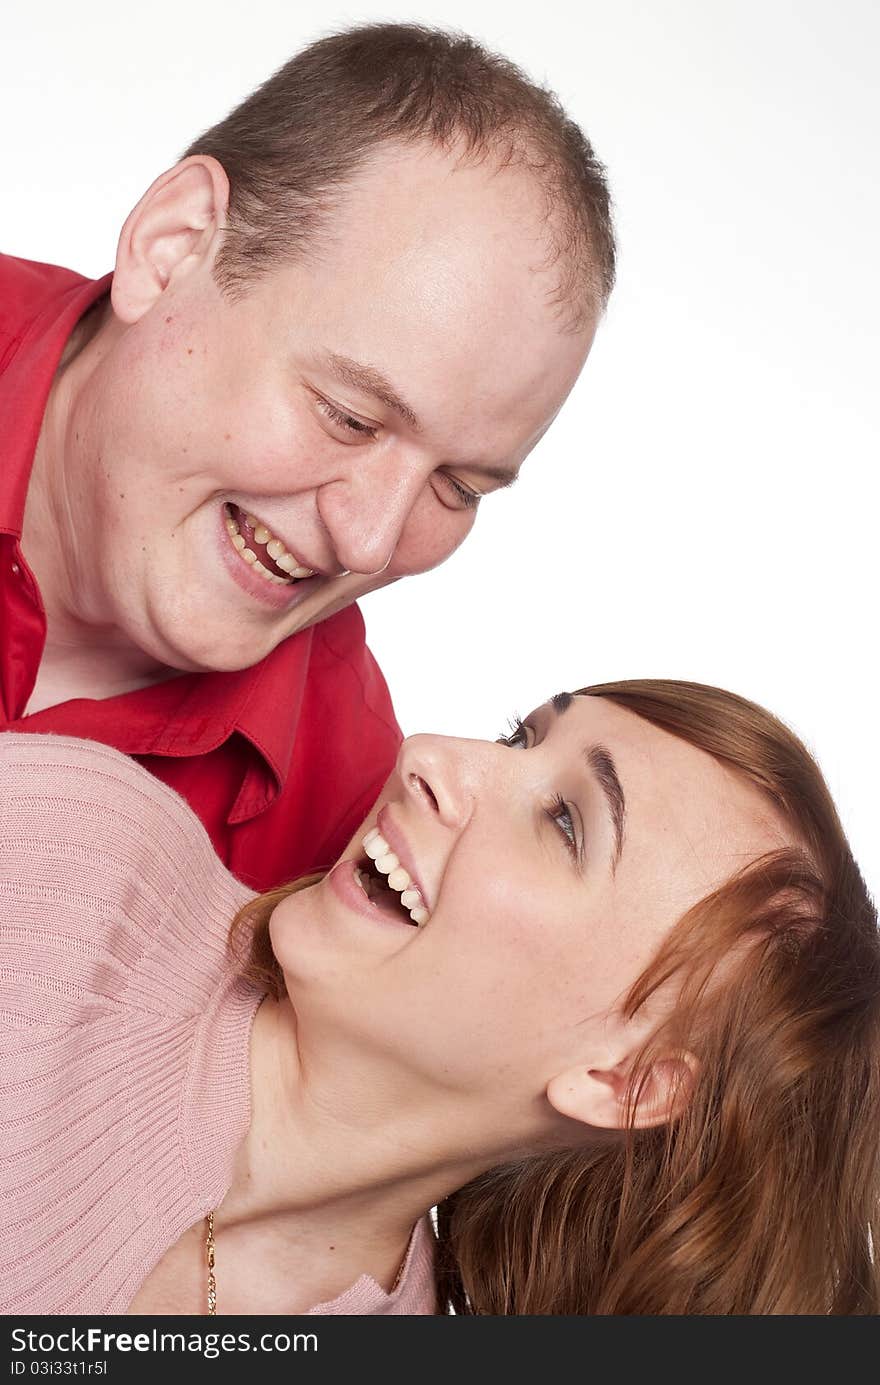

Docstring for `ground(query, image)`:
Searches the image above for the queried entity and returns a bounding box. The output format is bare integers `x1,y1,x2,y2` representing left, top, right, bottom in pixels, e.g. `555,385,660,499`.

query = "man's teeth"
361,827,430,926
225,510,315,584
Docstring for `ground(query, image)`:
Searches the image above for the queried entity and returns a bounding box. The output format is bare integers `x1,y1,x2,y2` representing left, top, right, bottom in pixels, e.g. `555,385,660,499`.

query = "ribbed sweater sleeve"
1,733,436,1316
0,733,258,1314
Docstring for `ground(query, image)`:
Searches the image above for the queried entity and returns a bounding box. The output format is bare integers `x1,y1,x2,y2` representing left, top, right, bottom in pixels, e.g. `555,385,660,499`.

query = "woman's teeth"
359,827,430,926
225,508,316,585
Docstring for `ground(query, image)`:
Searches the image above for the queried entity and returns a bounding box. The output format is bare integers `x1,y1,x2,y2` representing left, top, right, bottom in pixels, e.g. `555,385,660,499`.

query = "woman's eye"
497,716,530,748
317,398,378,440
497,719,581,864
549,794,579,861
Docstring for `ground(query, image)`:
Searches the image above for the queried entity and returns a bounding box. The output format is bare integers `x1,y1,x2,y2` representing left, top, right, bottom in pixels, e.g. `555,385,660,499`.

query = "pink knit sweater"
0,733,435,1315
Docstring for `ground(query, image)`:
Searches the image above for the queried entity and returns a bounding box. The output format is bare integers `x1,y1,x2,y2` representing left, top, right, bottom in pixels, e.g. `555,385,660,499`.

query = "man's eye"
317,398,378,439
439,474,482,511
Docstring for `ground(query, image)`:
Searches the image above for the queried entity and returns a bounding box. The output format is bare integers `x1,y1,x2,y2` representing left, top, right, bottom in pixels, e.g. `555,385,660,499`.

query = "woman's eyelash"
548,793,579,862
317,399,378,438
497,715,528,747
498,718,581,862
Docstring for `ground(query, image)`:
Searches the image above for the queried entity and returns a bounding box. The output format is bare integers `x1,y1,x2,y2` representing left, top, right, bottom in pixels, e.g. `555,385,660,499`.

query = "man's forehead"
238,149,594,464
279,141,589,325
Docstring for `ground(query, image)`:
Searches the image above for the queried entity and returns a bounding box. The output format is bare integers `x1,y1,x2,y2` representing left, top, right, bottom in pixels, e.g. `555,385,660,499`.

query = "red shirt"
0,253,402,891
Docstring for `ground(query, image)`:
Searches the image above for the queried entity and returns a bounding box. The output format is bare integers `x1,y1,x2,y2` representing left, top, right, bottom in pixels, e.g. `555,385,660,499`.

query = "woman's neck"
215,995,510,1275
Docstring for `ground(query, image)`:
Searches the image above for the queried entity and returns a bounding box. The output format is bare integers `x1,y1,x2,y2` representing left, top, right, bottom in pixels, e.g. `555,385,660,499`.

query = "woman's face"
270,693,790,1106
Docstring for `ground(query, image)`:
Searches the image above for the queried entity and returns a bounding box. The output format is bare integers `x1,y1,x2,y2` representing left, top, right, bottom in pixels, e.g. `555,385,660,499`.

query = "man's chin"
135,572,387,675
158,640,280,675
126,622,278,677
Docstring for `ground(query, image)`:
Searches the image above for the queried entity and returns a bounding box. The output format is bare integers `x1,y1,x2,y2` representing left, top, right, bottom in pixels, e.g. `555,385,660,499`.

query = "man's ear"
111,155,230,323
546,1050,698,1131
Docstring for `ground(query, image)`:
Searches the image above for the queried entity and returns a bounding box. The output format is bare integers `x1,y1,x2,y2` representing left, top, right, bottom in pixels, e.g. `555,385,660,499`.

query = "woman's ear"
546,1050,698,1131
111,155,230,323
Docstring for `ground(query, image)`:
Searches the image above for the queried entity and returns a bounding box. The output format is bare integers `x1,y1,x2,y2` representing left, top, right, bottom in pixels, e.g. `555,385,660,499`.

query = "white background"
4,1,878,895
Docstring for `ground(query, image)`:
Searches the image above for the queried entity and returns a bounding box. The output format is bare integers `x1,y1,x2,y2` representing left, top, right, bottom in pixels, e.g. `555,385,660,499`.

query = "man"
0,23,615,890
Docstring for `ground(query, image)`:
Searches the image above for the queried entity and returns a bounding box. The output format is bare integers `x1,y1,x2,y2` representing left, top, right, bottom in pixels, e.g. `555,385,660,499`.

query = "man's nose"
315,453,427,576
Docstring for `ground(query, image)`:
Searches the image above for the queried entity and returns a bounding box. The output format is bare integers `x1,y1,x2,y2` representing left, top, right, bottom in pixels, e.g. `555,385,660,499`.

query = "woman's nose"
396,734,488,831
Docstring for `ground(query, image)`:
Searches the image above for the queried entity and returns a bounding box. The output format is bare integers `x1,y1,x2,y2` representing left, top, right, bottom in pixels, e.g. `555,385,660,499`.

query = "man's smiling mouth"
224,503,316,585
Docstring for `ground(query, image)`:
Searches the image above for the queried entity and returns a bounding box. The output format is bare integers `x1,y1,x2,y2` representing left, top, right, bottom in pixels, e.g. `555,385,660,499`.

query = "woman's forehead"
545,694,791,893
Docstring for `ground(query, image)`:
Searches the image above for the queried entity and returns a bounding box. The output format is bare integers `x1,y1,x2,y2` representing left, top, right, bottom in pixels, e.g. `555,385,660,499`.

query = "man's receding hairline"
212,131,607,330
184,22,615,314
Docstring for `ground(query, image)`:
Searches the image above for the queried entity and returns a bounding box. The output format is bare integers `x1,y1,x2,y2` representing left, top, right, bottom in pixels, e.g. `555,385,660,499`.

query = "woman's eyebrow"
550,691,626,869
586,745,627,871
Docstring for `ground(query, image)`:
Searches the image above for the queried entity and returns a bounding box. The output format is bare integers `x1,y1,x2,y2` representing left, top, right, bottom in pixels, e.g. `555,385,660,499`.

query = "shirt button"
11,563,19,575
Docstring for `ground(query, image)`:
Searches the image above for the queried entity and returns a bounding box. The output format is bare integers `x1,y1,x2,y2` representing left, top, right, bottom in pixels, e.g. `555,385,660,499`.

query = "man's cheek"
387,507,476,578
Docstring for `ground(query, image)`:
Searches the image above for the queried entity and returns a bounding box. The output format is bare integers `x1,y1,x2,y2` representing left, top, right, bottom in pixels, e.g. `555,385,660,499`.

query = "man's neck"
23,645,184,715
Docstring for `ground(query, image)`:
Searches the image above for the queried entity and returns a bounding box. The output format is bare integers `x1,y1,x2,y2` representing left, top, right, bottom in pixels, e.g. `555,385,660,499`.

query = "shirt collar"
24,622,316,798
0,259,113,534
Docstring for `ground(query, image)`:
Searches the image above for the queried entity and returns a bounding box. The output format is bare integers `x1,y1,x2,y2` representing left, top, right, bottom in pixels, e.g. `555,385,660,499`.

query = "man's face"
68,143,596,672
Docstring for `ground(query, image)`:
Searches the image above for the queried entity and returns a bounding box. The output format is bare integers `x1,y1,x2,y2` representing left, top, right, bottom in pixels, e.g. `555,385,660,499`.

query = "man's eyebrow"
324,352,420,430
321,350,520,491
471,465,520,491
550,692,626,869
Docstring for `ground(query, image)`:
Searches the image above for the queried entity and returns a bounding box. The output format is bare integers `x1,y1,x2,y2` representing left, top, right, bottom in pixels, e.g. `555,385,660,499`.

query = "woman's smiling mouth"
358,824,430,926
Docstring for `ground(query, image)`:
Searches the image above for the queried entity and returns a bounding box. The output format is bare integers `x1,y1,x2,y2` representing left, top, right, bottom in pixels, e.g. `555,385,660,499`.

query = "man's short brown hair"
183,22,615,326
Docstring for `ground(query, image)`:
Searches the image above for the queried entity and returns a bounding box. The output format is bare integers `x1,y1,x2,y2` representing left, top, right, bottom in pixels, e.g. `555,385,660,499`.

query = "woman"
1,680,878,1315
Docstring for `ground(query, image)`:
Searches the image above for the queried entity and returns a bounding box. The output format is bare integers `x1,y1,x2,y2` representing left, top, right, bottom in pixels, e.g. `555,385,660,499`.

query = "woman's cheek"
450,869,553,956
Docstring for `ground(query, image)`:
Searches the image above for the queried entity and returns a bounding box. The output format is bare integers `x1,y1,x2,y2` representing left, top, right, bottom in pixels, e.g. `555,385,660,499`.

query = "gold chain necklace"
205,1208,409,1313
205,1212,217,1315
